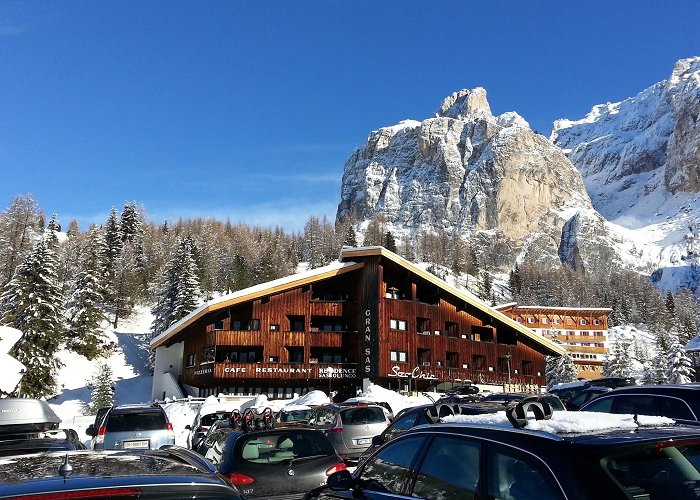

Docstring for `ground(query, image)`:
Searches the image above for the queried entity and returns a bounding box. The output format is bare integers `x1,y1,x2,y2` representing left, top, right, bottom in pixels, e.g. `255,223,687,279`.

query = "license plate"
123,440,149,449
357,438,371,445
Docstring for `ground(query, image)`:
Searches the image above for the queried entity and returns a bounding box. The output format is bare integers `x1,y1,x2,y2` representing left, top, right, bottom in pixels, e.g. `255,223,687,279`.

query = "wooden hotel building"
150,247,566,401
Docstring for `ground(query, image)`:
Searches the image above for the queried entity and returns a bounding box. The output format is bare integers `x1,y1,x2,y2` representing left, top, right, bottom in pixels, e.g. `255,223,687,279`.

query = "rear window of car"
240,431,335,464
201,411,232,427
340,407,386,425
105,411,167,432
601,440,700,498
280,409,313,422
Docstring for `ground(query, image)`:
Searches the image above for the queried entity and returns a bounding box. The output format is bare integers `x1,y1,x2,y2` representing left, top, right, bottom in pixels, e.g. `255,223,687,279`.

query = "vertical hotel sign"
362,261,380,378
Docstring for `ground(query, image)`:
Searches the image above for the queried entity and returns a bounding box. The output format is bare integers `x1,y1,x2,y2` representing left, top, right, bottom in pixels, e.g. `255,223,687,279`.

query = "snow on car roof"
442,411,675,434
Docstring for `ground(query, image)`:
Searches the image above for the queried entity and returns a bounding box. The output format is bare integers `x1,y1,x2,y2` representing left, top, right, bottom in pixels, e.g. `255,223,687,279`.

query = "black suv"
0,446,243,499
306,404,700,500
580,384,700,424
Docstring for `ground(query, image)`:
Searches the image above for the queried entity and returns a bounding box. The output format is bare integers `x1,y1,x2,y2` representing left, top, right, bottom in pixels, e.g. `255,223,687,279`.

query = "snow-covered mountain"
552,57,700,291
336,88,624,273
335,59,700,291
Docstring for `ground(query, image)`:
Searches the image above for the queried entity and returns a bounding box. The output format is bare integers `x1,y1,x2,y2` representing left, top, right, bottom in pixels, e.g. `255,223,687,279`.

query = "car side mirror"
328,469,355,490
185,425,191,430
372,434,385,446
85,424,96,437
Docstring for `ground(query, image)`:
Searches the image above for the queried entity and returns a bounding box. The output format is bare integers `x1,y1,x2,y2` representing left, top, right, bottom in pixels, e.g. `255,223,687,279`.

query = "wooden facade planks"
174,249,557,394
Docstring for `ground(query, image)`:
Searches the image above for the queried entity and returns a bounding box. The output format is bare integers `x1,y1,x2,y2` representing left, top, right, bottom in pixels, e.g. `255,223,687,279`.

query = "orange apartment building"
495,304,611,379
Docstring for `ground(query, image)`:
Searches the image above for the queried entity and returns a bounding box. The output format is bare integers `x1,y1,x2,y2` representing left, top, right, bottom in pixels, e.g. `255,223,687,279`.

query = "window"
288,315,305,332
487,445,565,500
412,437,481,500
201,347,215,364
522,360,533,376
614,395,695,421
516,317,523,323
542,317,549,324
594,318,601,325
390,350,407,363
554,318,561,324
286,346,304,363
498,357,509,373
214,320,224,330
360,436,426,495
580,396,613,413
270,324,280,331
580,319,587,325
384,411,419,440
527,317,535,324
186,354,196,367
472,355,485,371
445,321,458,337
446,351,459,368
390,318,407,331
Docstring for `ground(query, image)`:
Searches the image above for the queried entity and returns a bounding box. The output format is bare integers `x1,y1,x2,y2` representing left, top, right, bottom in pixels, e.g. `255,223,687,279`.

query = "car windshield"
201,411,232,427
105,412,166,432
601,440,700,499
340,407,386,425
279,409,313,422
240,431,335,464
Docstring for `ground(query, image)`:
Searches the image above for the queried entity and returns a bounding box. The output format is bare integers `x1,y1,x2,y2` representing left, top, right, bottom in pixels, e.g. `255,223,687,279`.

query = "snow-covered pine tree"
119,202,142,242
65,245,108,360
545,345,578,389
384,231,397,253
666,337,694,384
477,270,493,302
88,362,114,413
303,216,323,269
0,236,64,398
150,237,202,368
603,335,633,377
344,225,357,247
102,208,123,288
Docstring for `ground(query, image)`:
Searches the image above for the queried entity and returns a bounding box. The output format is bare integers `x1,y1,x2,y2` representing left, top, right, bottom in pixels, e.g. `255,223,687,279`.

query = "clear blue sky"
1,1,699,231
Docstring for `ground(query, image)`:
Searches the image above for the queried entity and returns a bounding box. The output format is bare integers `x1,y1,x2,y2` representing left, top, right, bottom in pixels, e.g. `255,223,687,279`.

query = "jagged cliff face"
337,88,617,271
552,57,700,219
551,58,700,292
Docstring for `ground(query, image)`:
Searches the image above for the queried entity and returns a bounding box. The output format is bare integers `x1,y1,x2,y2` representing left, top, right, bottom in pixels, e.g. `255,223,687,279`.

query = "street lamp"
506,353,512,385
327,367,335,399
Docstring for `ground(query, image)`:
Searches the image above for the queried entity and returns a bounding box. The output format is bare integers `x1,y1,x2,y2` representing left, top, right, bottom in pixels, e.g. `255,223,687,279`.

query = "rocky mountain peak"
337,89,614,273
435,88,493,121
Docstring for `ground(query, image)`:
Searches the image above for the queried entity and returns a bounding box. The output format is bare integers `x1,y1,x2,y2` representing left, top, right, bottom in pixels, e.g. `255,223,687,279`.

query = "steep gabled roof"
151,246,567,356
339,246,566,356
150,260,364,349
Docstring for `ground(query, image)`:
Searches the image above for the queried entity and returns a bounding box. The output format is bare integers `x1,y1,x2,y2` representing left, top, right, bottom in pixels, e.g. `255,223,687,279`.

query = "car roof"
609,384,700,393
108,404,165,414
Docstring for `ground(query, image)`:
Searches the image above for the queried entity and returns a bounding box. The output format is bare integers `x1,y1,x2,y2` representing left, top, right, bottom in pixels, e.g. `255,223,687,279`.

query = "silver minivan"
90,404,175,450
307,403,389,460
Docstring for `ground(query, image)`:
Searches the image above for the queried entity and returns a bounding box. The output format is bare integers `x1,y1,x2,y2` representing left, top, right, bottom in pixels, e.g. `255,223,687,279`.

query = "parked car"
340,398,394,421
357,401,501,465
204,427,346,499
87,403,175,450
444,384,480,396
0,446,243,499
579,384,700,424
305,402,700,500
0,398,84,456
564,385,611,410
306,403,390,460
185,400,239,450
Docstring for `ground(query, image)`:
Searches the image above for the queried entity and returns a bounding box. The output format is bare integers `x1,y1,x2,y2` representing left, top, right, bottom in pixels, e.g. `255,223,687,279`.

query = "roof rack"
506,397,553,429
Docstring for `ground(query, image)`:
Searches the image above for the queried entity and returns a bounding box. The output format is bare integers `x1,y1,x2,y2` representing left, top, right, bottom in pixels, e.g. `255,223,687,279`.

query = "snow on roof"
443,411,675,434
507,305,613,312
685,335,700,352
151,259,361,348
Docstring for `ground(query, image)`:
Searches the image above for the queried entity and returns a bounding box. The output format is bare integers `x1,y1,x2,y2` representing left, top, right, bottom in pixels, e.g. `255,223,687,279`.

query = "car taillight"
226,472,255,486
166,423,173,431
7,487,142,499
326,462,347,476
95,426,106,445
330,427,343,433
